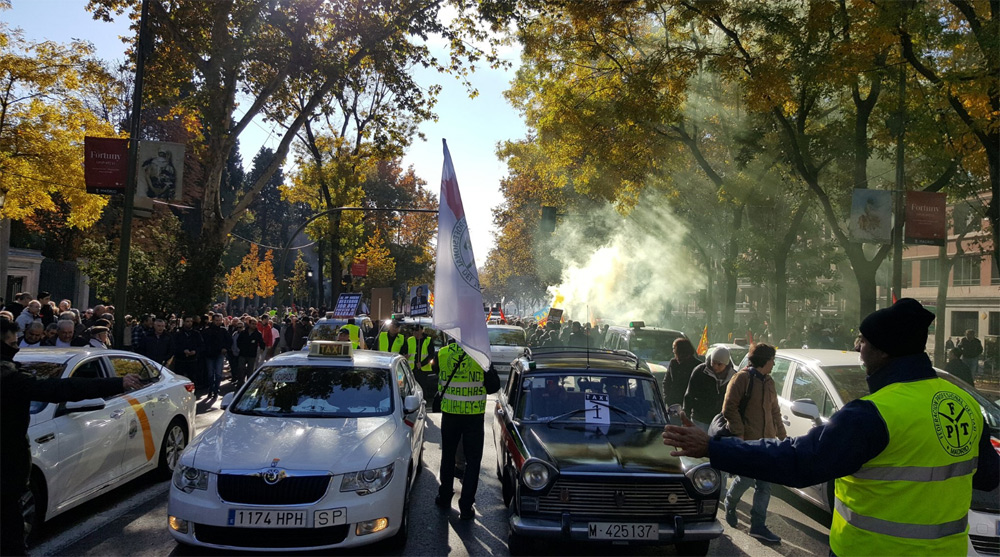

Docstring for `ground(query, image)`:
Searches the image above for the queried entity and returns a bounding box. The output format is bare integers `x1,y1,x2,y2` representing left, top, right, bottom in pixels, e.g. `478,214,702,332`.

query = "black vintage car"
492,348,723,556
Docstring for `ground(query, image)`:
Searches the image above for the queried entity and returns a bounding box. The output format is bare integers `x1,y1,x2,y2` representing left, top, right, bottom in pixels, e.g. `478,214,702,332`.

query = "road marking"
32,482,167,556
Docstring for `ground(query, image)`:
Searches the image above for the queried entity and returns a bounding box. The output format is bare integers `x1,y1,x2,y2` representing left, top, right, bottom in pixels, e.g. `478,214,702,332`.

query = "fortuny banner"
905,191,946,246
84,137,128,195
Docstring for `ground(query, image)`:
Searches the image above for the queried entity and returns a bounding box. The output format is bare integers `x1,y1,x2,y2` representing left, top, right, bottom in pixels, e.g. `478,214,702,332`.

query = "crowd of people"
1,292,334,399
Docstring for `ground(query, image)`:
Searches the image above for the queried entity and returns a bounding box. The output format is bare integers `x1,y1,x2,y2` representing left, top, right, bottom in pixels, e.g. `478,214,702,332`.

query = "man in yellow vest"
407,325,434,372
662,298,999,555
376,320,406,355
434,340,486,520
341,318,366,350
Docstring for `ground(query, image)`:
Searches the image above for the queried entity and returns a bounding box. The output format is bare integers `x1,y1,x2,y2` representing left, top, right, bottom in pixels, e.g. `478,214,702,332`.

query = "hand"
662,411,710,458
122,374,143,391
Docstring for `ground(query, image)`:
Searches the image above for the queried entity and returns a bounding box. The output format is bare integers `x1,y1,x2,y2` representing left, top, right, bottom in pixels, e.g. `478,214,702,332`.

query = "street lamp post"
306,267,314,308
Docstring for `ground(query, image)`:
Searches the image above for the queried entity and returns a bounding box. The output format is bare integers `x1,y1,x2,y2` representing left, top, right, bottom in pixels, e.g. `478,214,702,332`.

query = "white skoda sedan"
15,348,196,541
167,342,426,551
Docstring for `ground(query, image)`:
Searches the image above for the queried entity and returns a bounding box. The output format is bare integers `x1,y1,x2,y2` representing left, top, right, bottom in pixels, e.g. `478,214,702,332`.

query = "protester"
44,319,86,347
139,318,175,365
663,338,700,407
173,316,203,381
17,322,45,348
682,345,735,429
1,319,141,556
957,329,983,378
201,313,230,398
234,318,264,388
662,299,999,556
14,300,40,333
944,347,975,385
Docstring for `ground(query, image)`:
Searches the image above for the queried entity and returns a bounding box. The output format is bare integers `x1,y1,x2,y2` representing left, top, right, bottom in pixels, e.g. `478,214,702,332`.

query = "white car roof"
775,349,862,367
487,324,524,332
13,347,144,365
262,347,403,369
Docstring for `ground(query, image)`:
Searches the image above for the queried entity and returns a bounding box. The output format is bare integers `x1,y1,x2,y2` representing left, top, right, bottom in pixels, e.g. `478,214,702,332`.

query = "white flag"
433,139,491,369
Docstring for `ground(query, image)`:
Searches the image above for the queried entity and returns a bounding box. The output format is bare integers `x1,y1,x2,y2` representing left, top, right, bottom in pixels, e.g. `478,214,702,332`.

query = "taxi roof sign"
309,341,354,358
629,321,645,328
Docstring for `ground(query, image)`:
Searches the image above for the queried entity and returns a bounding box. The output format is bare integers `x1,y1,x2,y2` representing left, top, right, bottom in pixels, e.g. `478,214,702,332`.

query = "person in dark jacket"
1,320,141,556
957,329,984,378
201,313,230,398
173,316,203,381
291,316,312,351
663,338,701,407
683,346,735,428
234,318,264,388
663,299,1000,555
944,347,975,385
139,319,174,365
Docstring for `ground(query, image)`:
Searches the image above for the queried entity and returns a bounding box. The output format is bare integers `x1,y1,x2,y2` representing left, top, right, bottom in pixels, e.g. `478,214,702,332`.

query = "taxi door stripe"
124,396,156,461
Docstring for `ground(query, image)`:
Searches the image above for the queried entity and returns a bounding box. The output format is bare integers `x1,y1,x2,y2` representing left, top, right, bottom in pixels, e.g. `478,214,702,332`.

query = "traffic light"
540,206,556,234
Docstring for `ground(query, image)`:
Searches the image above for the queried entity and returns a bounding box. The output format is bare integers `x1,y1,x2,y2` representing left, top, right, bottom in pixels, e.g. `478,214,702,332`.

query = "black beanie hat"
859,298,935,357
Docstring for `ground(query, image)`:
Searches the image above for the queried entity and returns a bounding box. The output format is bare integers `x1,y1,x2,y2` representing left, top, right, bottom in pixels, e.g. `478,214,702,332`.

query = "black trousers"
437,412,485,511
1,484,26,556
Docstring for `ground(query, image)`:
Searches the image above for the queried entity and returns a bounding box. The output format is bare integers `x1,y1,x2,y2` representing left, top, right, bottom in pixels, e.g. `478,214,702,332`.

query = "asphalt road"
30,392,832,556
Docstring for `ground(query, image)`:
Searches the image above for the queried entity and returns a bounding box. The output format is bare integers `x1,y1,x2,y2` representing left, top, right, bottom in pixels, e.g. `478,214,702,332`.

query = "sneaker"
749,526,781,543
725,507,738,528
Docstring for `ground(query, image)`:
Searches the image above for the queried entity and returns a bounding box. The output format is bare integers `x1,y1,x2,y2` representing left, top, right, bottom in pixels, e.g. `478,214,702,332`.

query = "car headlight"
521,459,553,490
687,463,721,495
340,463,394,495
173,465,210,493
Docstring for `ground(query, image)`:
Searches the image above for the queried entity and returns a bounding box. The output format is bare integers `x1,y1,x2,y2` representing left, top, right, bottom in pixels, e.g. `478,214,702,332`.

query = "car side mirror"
404,394,421,413
790,399,822,426
220,392,235,410
65,398,106,413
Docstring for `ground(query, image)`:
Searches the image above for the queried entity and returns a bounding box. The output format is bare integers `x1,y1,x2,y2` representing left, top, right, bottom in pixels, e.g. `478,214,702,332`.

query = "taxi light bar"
629,321,645,328
309,341,353,358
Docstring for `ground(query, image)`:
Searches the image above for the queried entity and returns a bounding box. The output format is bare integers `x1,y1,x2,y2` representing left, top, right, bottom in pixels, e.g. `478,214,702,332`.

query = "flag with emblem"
433,140,491,369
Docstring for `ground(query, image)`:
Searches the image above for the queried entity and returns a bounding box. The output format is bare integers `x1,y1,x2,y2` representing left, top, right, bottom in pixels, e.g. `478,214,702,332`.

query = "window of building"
989,312,999,337
953,255,981,287
951,311,978,337
919,259,940,287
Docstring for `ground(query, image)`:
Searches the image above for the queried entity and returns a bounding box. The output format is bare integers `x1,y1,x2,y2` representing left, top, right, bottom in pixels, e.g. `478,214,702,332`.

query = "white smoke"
544,201,703,326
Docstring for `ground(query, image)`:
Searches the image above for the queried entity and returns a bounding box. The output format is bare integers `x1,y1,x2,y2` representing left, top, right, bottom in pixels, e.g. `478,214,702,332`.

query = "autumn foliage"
224,244,277,300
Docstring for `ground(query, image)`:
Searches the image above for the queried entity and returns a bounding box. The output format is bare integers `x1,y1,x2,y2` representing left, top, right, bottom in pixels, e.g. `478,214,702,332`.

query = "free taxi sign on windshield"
308,341,353,358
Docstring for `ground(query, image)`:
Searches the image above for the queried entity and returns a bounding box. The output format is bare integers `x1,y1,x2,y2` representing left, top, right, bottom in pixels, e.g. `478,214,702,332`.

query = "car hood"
523,424,691,474
189,413,397,473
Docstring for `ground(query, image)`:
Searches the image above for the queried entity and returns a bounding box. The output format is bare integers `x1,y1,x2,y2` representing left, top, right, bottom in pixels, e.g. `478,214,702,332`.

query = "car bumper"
968,508,999,557
167,474,405,551
511,514,724,543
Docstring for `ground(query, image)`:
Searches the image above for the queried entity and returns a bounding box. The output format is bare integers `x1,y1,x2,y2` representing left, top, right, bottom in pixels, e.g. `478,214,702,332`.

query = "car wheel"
21,471,45,546
501,467,514,507
676,540,711,556
157,418,188,479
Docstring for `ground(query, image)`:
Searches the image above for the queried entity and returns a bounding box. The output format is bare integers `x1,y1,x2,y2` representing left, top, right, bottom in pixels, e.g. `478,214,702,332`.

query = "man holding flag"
432,140,493,520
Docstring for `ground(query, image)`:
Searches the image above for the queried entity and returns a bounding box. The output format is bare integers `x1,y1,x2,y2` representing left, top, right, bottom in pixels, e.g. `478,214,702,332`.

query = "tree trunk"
935,244,952,367
721,204,744,340
329,211,343,306
178,233,227,316
316,237,325,309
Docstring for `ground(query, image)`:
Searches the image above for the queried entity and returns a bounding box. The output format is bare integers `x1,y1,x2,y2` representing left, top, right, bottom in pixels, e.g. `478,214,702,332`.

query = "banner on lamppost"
905,191,947,246
137,140,185,201
350,259,368,277
84,137,129,195
848,189,892,244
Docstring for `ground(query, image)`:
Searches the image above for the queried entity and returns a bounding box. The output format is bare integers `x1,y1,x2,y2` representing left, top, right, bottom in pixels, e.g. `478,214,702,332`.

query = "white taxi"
167,341,426,551
15,348,196,541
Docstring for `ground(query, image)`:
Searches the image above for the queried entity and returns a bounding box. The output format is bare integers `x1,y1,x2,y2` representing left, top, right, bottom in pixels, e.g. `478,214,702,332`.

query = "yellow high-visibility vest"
437,343,485,415
831,377,980,556
378,332,404,353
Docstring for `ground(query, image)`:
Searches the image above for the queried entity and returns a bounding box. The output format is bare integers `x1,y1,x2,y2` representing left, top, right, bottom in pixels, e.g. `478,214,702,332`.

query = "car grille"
217,474,331,505
535,479,702,519
971,535,1000,556
194,524,349,548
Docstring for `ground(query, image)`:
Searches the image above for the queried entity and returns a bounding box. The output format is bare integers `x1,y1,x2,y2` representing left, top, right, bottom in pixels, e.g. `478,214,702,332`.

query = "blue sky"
5,0,526,261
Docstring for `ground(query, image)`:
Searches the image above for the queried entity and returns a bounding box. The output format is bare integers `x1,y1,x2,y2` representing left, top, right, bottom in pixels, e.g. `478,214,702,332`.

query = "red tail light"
184,382,195,393
991,437,999,456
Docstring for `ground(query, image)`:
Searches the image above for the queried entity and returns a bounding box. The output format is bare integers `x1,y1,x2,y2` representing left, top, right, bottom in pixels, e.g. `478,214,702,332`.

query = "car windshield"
631,331,682,361
514,373,666,425
231,366,393,417
20,362,68,414
489,328,526,346
822,365,870,405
